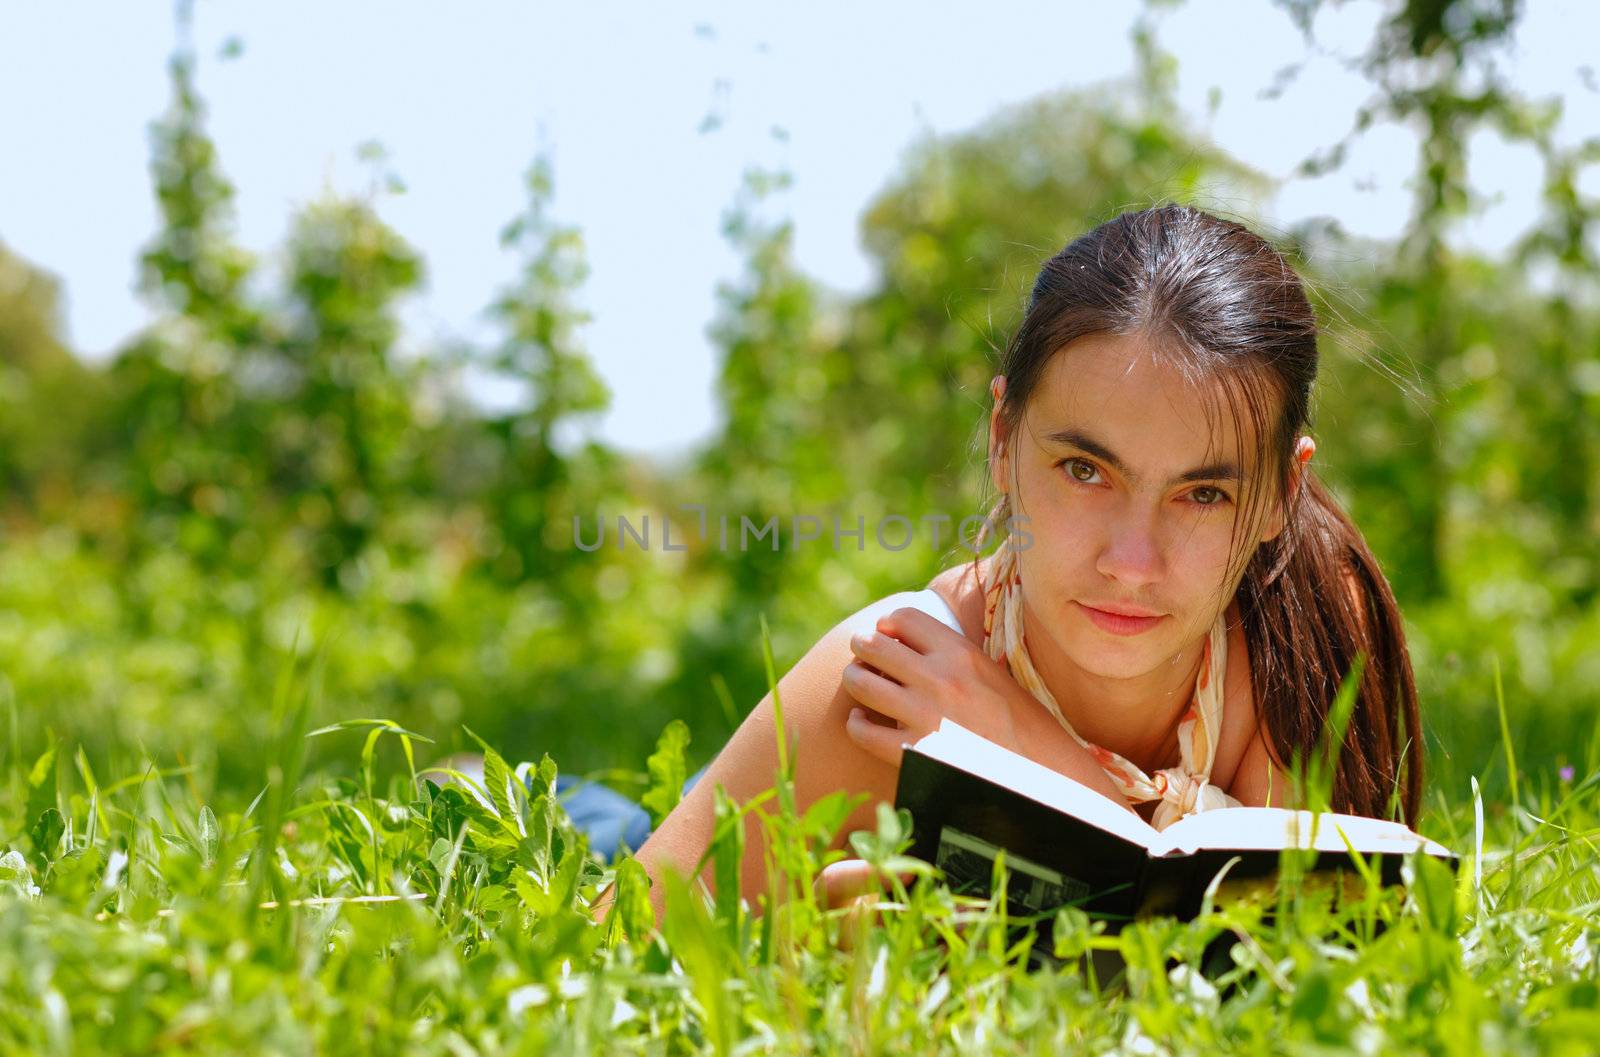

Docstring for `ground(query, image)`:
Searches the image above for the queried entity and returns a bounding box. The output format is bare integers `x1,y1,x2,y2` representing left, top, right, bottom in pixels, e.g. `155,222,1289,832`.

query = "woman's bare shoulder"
664,589,933,801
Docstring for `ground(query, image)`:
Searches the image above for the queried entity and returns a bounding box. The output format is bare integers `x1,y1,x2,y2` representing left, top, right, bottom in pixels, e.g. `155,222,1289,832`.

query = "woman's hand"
815,858,919,951
841,606,1029,765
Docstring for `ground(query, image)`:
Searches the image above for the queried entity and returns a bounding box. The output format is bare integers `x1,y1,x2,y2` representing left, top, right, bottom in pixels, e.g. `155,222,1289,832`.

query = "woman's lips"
1076,601,1165,636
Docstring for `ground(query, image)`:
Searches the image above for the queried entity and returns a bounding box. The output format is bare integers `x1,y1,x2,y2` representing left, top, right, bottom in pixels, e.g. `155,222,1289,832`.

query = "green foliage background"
2,0,1596,813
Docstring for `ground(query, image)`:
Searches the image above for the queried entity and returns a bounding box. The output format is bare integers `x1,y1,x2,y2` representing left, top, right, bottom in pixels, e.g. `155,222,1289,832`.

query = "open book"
893,719,1457,925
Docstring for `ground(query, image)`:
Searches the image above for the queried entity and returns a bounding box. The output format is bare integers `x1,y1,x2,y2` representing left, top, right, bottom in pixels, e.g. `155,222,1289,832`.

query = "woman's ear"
988,375,1010,495
1290,436,1315,500
1260,436,1315,543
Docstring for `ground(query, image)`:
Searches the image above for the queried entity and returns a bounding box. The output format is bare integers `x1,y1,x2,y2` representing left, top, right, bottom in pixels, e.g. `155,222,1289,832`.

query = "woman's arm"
618,599,910,926
598,593,1140,927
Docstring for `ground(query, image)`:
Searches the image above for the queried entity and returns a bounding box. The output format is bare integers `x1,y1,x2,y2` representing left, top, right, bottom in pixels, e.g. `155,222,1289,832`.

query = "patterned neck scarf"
975,496,1242,831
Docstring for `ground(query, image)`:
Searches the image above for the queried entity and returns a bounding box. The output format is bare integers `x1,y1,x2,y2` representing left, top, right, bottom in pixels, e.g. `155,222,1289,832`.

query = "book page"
913,720,1160,849
1148,806,1454,859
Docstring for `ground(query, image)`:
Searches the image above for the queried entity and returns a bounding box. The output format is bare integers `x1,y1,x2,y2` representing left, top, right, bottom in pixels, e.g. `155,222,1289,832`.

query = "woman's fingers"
816,858,881,907
847,628,922,685
840,659,915,722
844,705,912,766
817,858,921,907
875,607,963,653
819,859,927,950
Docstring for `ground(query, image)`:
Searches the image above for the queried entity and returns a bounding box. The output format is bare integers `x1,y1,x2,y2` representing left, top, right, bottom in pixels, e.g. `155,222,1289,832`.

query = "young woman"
600,203,1423,924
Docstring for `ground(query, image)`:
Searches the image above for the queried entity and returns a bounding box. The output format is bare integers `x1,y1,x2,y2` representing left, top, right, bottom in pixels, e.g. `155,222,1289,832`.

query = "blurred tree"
640,165,841,752
0,245,102,520
276,196,424,588
1270,0,1598,611
476,152,619,597
108,12,266,569
1282,1,1597,592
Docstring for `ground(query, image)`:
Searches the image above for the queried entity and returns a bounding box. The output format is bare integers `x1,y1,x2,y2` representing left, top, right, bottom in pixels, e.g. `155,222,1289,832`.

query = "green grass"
2,649,1597,1056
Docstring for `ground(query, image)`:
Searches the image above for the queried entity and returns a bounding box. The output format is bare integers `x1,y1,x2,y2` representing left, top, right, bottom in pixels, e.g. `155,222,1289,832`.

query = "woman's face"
990,332,1287,681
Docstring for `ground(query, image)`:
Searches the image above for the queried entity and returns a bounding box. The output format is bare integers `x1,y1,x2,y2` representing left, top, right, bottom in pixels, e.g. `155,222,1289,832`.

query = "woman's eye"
1191,486,1231,506
1063,458,1100,484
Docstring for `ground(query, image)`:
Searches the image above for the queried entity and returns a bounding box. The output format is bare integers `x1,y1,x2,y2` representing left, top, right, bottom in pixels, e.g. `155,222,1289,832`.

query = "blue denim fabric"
541,763,709,862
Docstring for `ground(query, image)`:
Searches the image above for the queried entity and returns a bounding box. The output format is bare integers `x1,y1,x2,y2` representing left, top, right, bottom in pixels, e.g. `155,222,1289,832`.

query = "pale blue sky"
1,1,1594,459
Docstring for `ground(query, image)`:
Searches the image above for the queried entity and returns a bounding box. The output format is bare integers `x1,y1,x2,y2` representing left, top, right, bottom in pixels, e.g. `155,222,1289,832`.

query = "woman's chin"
1070,650,1154,681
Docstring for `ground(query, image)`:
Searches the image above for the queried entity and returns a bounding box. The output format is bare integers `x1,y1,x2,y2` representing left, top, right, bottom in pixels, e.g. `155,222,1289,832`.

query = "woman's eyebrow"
1045,427,1246,486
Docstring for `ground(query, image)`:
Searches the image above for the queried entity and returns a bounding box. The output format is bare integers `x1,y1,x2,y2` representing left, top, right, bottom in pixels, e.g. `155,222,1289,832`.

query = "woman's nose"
1094,512,1165,587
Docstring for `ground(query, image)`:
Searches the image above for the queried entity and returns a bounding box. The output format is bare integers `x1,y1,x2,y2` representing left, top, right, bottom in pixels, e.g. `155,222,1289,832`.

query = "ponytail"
1235,470,1424,827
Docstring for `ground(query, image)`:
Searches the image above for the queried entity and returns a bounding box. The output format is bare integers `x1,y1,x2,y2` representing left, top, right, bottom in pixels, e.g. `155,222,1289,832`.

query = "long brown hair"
968,203,1423,828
